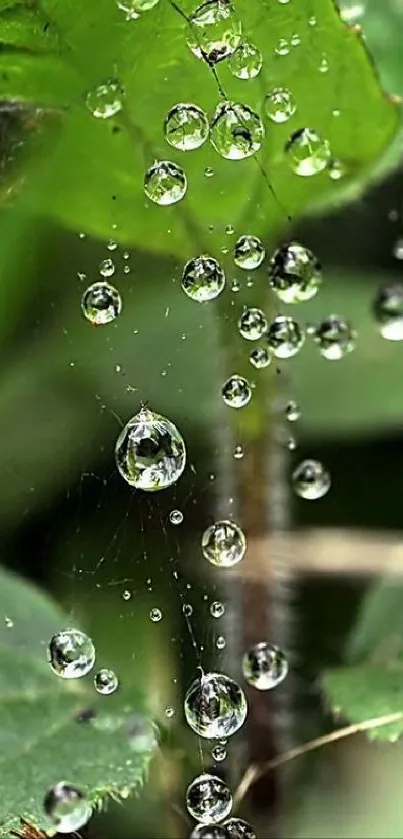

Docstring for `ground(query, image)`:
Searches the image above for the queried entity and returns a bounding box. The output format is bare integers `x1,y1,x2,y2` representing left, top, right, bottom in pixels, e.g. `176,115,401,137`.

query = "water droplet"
115,406,186,490
216,635,226,650
314,315,356,360
182,255,226,302
267,316,304,358
94,668,119,695
170,509,184,525
210,101,264,160
242,642,288,690
187,0,242,64
165,705,175,718
99,257,115,278
231,278,240,293
249,347,272,369
319,54,329,73
308,15,316,25
265,88,296,123
107,239,118,251
150,607,162,622
393,238,403,260
234,235,265,270
285,128,331,176
4,616,13,628
224,818,257,838
338,1,365,25
229,42,262,79
191,825,230,839
238,307,267,341
202,520,246,567
290,32,301,46
285,400,300,421
144,160,187,205
234,444,244,459
186,773,232,823
184,671,248,738
268,242,321,303
373,283,403,340
292,459,331,500
44,783,91,834
329,159,345,180
122,590,131,600
221,375,252,408
287,436,297,451
81,281,122,326
212,744,227,762
117,0,160,16
275,37,290,56
48,629,95,679
205,166,215,177
86,79,124,119
164,103,209,151
183,603,194,617
210,601,225,618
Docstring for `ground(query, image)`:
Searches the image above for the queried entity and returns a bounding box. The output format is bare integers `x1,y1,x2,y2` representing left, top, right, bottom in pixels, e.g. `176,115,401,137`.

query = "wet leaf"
0,0,399,250
0,564,156,836
323,665,403,742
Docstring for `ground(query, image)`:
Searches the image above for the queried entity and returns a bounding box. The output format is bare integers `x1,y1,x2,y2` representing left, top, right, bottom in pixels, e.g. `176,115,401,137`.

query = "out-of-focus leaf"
339,0,403,96
0,0,398,249
346,580,403,666
323,666,403,741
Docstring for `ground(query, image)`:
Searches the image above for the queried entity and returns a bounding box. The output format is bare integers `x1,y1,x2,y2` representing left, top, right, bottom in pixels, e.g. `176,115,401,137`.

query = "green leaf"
323,666,403,742
0,564,156,836
0,0,399,249
346,580,403,666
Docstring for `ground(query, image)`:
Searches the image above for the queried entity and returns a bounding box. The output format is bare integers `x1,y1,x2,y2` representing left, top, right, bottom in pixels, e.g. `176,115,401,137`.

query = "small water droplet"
224,818,256,838
48,629,95,679
314,315,356,360
216,635,226,650
117,0,160,17
191,826,230,839
144,160,187,205
393,237,403,260
274,37,290,56
99,257,115,278
234,444,244,459
165,705,175,718
210,101,264,160
308,15,316,25
205,166,215,177
182,255,225,302
183,603,194,617
268,242,322,303
150,607,163,622
210,601,225,618
164,103,209,150
285,400,300,421
122,590,131,600
234,234,265,270
212,744,226,762
94,668,119,695
186,773,232,823
202,520,246,567
329,159,345,180
238,307,267,340
267,316,305,358
221,375,252,407
290,32,301,46
319,54,329,73
44,783,92,834
292,459,331,500
187,0,242,64
170,509,184,525
231,278,241,293
249,347,271,369
86,79,124,119
265,88,296,123
184,671,248,738
287,436,297,451
4,616,13,628
242,642,288,690
115,406,186,491
229,42,262,79
373,283,403,340
81,281,122,326
285,128,331,176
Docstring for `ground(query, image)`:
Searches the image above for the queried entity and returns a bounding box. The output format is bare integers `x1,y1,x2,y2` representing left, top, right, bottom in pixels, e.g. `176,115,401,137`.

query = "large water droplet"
44,783,92,834
164,103,209,150
48,629,95,679
249,346,272,369
210,102,264,160
268,242,322,303
285,128,331,176
191,825,230,839
182,255,225,301
314,315,356,360
265,88,296,124
292,459,331,500
242,642,288,690
234,235,265,270
224,818,256,838
187,0,242,64
238,307,267,341
267,316,305,358
144,160,187,205
184,671,248,738
94,668,119,695
117,0,160,17
221,375,252,407
115,406,186,491
86,79,124,119
373,283,403,341
81,281,122,326
186,773,232,823
202,520,246,567
229,42,262,79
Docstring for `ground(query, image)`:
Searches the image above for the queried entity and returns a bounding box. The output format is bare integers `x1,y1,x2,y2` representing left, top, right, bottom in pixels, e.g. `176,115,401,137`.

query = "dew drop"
165,705,175,718
182,255,226,302
117,0,160,16
267,316,305,358
373,283,403,340
265,88,296,123
183,603,194,617
319,54,329,73
285,400,300,421
122,590,131,600
170,508,184,525
229,42,262,79
94,668,119,695
210,600,225,618
292,459,331,500
187,0,242,64
285,128,331,177
242,642,288,690
150,607,162,622
86,79,124,119
287,436,297,451
329,159,345,180
44,783,92,834
81,281,122,326
249,347,272,369
48,629,95,679
238,307,267,340
221,375,252,407
234,444,244,459
268,242,322,303
216,635,226,650
210,101,264,160
184,671,247,738
205,166,215,178
5,616,13,628
234,235,265,270
212,744,227,762
275,37,290,56
202,520,246,567
164,103,209,151
224,818,257,838
99,257,115,278
144,160,187,205
115,406,186,491
186,773,232,823
191,824,230,839
290,32,301,46
314,315,356,360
